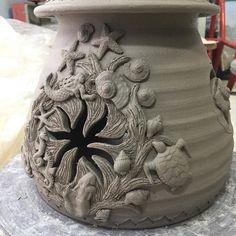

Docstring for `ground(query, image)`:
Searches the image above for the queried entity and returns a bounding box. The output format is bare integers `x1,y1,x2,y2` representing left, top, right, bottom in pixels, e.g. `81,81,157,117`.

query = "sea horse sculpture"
33,128,48,167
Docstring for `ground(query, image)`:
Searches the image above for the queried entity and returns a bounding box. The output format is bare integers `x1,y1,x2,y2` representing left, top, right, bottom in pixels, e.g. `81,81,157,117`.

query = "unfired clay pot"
22,0,234,229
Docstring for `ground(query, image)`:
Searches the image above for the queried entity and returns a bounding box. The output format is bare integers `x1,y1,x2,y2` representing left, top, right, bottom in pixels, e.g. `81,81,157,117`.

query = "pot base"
37,176,228,229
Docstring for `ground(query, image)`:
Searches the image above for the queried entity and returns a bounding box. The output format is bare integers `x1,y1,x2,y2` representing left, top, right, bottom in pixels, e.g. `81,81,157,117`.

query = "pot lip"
35,0,218,17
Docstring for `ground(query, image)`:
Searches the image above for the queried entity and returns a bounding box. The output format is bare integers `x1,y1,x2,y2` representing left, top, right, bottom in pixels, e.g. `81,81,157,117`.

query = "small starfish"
58,40,85,75
34,104,56,131
92,24,125,60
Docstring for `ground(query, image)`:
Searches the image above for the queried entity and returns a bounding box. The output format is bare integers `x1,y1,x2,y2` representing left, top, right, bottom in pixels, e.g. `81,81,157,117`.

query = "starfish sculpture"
92,24,125,60
34,104,56,131
58,40,85,75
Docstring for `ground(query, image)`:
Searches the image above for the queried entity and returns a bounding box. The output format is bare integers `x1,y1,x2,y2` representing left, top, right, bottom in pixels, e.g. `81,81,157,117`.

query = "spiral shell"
114,150,131,176
137,88,156,108
152,141,166,153
78,23,95,43
95,71,117,99
146,115,163,138
125,190,149,206
124,58,150,82
85,77,97,95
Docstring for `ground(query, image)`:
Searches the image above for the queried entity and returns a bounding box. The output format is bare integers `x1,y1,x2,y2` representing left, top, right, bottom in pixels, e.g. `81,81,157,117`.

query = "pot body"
22,12,234,229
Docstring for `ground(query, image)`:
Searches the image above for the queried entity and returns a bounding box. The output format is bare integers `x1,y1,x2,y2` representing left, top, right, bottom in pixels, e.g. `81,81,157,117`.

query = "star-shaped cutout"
58,40,85,75
92,24,125,60
34,104,56,131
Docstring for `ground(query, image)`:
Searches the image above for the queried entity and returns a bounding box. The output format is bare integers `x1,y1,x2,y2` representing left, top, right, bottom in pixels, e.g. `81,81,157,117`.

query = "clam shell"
124,58,150,82
125,190,149,206
95,71,117,99
114,150,131,176
78,23,95,43
137,88,156,108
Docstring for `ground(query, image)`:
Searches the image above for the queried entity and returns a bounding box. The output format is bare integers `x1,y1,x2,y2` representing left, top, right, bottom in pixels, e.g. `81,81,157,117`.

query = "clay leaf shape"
83,96,106,137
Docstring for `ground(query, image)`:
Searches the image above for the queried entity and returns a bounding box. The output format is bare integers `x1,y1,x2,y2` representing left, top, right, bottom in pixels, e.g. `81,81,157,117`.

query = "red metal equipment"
12,3,26,22
207,0,236,90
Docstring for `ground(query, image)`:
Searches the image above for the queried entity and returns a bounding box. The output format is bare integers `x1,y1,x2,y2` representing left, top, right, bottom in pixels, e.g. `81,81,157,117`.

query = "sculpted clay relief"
22,23,193,224
210,71,233,134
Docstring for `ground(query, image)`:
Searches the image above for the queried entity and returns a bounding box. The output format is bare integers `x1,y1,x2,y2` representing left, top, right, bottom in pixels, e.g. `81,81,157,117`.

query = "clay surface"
22,1,233,229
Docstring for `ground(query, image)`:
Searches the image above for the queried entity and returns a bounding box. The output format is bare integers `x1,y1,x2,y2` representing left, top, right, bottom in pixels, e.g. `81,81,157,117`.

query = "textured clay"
22,0,234,229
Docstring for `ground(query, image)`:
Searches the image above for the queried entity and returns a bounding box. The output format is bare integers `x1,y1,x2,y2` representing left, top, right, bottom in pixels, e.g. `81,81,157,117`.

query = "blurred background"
0,0,235,168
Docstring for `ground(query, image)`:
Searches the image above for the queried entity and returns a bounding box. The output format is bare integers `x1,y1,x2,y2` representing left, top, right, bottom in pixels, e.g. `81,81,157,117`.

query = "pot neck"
56,13,198,32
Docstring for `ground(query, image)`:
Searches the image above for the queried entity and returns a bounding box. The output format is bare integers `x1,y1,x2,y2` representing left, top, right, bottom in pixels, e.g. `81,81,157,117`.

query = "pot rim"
35,0,218,17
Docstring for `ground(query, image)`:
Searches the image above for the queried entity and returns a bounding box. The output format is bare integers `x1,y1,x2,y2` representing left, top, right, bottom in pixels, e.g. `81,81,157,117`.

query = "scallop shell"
114,150,131,176
152,141,166,153
78,23,95,43
125,190,149,206
146,115,163,138
124,58,150,82
95,71,117,99
112,76,130,110
137,88,156,108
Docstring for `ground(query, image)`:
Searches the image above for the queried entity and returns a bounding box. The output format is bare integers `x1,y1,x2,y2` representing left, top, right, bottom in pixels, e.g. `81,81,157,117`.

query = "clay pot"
22,0,234,230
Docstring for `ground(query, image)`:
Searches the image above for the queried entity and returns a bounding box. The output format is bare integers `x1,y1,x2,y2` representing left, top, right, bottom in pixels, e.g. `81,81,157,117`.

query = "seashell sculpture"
137,87,156,108
22,0,234,230
114,150,131,176
146,115,163,138
124,59,150,82
78,23,95,43
95,71,117,99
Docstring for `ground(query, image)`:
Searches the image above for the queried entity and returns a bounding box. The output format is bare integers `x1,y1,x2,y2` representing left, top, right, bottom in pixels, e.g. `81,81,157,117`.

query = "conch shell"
146,115,163,138
95,71,117,99
114,150,131,176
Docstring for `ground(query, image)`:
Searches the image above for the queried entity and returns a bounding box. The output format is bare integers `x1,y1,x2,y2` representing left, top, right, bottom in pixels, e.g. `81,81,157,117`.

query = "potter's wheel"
0,154,236,236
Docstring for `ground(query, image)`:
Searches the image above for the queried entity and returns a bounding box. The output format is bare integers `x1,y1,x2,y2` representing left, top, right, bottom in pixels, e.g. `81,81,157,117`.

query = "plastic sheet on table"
0,17,56,168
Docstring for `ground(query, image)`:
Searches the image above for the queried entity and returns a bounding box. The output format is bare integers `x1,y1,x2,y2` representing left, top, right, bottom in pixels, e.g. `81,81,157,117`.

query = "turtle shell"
156,145,191,189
